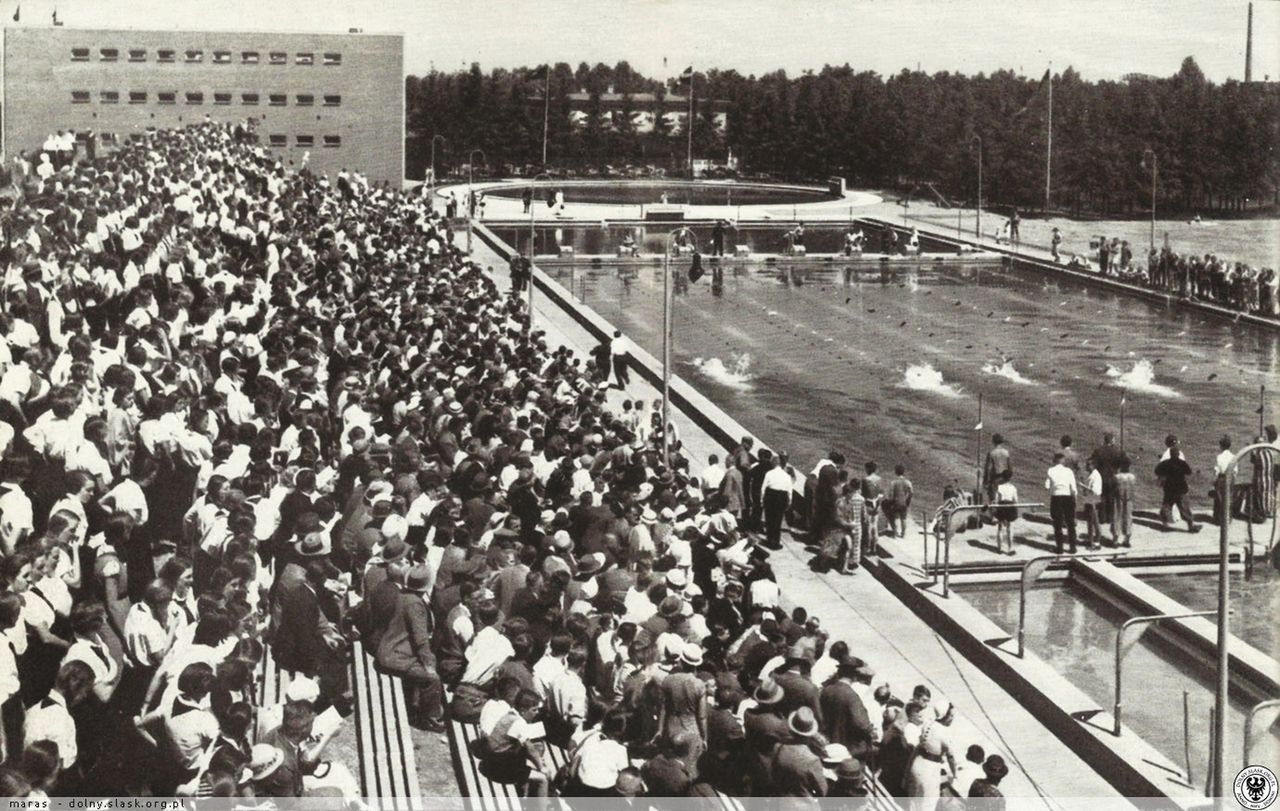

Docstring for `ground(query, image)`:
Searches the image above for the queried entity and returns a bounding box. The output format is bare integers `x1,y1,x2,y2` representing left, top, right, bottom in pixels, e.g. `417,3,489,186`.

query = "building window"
269,51,287,65
100,48,119,61
71,47,90,61
296,135,314,147
295,52,314,66
214,92,232,105
268,134,287,147
323,94,341,107
157,92,176,105
212,51,232,64
100,91,119,104
268,93,287,107
129,91,147,104
242,93,259,105
323,52,342,66
71,90,91,104
128,49,147,62
185,49,203,63
242,51,259,64
296,94,314,106
323,135,341,148
186,92,204,105
157,49,175,62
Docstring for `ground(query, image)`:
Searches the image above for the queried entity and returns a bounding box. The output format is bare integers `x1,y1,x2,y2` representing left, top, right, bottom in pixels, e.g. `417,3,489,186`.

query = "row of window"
71,90,341,107
267,134,342,148
71,48,341,66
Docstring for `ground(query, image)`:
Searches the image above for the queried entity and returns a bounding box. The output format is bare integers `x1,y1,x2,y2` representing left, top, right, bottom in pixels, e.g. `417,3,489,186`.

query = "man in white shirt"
1213,435,1235,527
609,330,631,388
1044,452,1079,553
459,602,513,690
546,648,588,744
531,632,572,698
701,454,726,495
761,453,794,549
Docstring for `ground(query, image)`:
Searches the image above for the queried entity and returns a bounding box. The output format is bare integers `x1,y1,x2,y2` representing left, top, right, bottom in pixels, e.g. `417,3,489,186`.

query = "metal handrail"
1017,550,1128,657
937,501,1043,597
1244,698,1280,767
1113,610,1217,736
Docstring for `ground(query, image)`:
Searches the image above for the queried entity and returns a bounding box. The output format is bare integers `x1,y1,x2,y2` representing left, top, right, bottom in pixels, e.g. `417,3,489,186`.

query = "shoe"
415,718,446,733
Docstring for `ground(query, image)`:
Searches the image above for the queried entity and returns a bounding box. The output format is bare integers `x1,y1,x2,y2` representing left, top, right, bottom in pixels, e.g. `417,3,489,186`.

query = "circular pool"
486,180,837,206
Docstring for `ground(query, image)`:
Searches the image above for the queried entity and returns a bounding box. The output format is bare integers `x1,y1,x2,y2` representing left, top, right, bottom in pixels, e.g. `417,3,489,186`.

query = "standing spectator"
993,471,1018,556
983,434,1011,507
886,464,913,538
1044,452,1079,554
1111,459,1136,547
1080,459,1103,550
1155,448,1198,533
1212,435,1234,527
761,454,793,550
1088,432,1127,525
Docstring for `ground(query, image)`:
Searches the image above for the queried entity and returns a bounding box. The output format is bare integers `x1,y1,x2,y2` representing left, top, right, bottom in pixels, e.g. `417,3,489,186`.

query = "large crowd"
0,120,1018,806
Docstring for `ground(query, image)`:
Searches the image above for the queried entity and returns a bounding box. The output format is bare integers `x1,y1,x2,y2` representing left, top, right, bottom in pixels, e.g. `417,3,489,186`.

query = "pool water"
486,182,836,207
1143,568,1279,656
519,243,1280,514
958,580,1279,780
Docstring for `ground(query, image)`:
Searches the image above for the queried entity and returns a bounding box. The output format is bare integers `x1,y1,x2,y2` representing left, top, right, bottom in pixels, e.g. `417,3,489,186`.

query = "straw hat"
247,744,284,782
787,707,819,738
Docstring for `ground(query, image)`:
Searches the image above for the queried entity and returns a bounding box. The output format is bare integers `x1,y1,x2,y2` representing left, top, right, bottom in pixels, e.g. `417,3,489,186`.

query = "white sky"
5,0,1278,83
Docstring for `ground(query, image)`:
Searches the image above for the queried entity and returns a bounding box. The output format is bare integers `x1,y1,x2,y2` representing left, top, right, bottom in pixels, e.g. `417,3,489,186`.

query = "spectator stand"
351,639,421,804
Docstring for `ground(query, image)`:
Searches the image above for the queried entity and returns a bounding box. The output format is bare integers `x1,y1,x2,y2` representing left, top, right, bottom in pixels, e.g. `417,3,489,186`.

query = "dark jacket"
1155,455,1193,497
376,591,435,674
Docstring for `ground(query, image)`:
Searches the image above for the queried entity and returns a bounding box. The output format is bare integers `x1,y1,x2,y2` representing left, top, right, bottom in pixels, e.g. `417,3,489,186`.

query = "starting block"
557,246,575,257
789,245,807,257
734,244,750,258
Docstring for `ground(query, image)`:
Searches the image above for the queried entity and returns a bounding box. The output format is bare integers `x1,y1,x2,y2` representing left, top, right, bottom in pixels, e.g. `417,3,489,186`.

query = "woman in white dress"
905,699,958,811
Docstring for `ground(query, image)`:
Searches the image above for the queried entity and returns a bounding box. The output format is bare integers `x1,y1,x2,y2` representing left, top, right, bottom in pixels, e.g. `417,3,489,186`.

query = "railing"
1017,550,1128,657
1113,610,1218,737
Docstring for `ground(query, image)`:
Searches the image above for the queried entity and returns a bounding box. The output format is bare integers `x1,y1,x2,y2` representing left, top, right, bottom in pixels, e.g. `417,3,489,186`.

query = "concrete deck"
460,227,1125,803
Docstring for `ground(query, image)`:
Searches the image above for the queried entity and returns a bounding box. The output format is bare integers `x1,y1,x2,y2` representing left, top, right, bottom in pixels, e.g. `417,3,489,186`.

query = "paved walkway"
461,231,1123,803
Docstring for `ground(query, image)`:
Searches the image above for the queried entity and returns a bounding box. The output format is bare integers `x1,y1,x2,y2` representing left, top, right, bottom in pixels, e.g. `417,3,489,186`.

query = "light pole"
467,148,486,253
971,135,983,240
428,134,446,209
662,226,698,462
526,172,552,334
1142,148,1157,254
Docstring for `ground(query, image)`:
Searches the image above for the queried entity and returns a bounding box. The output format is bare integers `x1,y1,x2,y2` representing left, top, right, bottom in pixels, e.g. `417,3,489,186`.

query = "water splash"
982,359,1037,386
1105,359,1180,398
899,363,963,398
691,353,755,390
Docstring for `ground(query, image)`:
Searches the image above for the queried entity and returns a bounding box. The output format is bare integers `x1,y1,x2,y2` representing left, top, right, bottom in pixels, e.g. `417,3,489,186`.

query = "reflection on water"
959,581,1279,780
486,183,835,207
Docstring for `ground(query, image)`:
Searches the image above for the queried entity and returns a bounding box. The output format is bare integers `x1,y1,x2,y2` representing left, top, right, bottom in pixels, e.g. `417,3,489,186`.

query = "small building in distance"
2,26,404,186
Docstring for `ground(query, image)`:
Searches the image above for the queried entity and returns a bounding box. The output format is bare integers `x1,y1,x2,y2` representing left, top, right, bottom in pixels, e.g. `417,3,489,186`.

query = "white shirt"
532,654,567,698
572,730,630,789
701,462,726,491
124,602,172,667
1044,464,1078,497
25,690,77,768
460,625,514,688
548,669,588,729
1214,449,1235,478
164,695,219,772
763,466,794,494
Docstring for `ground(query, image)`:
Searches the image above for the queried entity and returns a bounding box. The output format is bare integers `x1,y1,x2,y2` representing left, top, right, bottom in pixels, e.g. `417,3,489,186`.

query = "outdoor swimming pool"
958,580,1279,781
485,181,837,207
1143,569,1278,655
513,244,1279,511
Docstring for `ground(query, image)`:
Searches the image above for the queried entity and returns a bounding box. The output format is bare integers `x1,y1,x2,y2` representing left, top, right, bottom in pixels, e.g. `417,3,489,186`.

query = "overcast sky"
5,0,1277,83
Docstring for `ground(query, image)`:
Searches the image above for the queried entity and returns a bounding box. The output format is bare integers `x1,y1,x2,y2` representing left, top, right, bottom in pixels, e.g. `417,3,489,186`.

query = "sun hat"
641,507,658,523
285,676,321,704
665,569,687,589
553,530,573,551
247,744,285,782
680,643,704,668
293,533,329,557
788,707,819,738
753,679,784,706
658,595,683,618
403,564,432,593
821,743,852,766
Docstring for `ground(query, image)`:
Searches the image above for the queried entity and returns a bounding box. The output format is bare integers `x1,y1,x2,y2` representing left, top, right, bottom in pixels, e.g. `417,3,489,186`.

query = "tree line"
405,57,1280,216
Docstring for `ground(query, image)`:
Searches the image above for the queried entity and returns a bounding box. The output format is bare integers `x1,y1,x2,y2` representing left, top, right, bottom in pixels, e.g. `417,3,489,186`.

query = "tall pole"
972,135,983,239
1245,2,1254,83
467,148,485,254
429,134,446,207
1260,385,1266,436
975,393,984,495
1044,67,1053,213
662,227,696,463
1213,467,1230,801
541,69,551,166
527,172,552,334
1144,148,1157,253
686,69,695,178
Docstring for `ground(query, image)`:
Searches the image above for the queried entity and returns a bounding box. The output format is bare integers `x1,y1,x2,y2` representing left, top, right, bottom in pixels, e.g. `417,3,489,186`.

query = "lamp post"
526,172,552,334
971,135,983,240
466,148,486,253
1142,148,1157,253
662,226,698,462
428,134,446,209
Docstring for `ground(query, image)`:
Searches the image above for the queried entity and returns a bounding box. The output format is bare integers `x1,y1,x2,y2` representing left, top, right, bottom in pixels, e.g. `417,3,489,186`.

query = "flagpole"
1044,65,1052,212
686,67,694,178
541,68,551,166
1120,392,1127,451
975,393,984,496
1260,385,1266,436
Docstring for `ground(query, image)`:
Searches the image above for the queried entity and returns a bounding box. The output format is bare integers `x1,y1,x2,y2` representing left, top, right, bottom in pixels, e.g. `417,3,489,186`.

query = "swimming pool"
485,180,838,207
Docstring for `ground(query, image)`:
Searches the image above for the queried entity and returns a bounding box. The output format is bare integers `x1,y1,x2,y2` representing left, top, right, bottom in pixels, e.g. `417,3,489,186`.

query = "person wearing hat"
819,655,875,758
374,564,445,732
904,698,957,805
770,707,828,797
773,642,822,723
270,558,347,707
652,642,707,756
827,752,868,798
246,743,285,794
742,678,788,795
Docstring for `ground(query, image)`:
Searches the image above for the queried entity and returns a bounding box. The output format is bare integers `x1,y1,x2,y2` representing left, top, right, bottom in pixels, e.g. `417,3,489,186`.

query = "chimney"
1245,2,1253,83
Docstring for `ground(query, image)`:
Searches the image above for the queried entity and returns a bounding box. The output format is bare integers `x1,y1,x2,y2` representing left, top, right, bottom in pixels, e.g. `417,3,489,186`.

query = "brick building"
2,26,404,186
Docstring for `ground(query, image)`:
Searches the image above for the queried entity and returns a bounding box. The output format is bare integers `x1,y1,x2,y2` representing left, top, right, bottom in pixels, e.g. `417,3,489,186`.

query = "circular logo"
1235,765,1279,810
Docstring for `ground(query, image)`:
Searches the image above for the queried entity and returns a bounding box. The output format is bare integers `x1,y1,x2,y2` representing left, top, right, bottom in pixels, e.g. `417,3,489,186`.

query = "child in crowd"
994,470,1018,555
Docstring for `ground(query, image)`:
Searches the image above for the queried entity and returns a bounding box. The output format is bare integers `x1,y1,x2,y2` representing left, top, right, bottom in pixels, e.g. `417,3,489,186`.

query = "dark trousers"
763,490,789,547
1161,491,1195,529
1049,495,1078,552
613,354,630,387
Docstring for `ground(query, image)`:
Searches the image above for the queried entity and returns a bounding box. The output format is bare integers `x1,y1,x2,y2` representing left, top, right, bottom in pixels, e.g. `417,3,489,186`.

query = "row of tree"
405,58,1280,215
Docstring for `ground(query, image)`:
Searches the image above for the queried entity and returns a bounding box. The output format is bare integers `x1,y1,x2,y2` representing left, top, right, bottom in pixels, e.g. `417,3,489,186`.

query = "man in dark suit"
819,658,874,758
376,565,445,731
1089,432,1129,523
640,732,696,797
272,558,349,708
